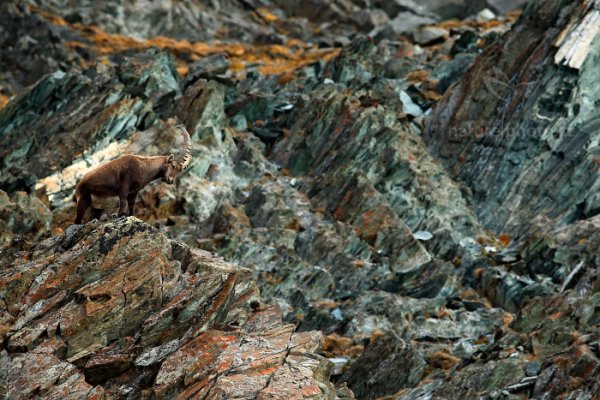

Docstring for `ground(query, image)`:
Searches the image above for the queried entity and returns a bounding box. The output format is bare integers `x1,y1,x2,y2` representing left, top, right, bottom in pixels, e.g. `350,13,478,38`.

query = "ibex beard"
74,124,192,224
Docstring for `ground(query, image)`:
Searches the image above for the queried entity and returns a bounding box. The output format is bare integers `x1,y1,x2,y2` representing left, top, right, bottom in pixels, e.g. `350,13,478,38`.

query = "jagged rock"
0,2,87,98
0,190,52,248
178,78,227,145
382,54,418,79
431,52,477,93
0,217,339,398
0,48,181,195
340,334,426,400
181,53,231,89
424,0,600,238
486,0,527,14
0,30,500,398
476,8,497,21
375,0,438,19
375,12,438,39
418,0,469,19
413,26,449,45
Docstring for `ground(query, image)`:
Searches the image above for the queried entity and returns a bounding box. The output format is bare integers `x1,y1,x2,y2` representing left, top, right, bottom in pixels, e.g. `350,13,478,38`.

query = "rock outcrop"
0,217,341,399
0,190,52,249
424,0,600,238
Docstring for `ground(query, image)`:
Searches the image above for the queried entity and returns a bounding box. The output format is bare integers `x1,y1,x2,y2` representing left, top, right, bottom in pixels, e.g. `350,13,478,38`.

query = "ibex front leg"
127,191,139,216
118,181,130,217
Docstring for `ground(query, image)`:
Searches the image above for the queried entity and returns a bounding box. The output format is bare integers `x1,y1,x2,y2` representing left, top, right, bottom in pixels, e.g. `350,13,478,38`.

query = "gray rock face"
340,334,426,400
413,26,449,45
0,31,499,399
486,0,528,14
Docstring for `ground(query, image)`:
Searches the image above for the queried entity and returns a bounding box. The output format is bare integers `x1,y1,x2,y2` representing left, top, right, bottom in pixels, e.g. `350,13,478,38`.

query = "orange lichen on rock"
323,334,364,358
406,69,429,82
255,8,279,23
33,5,340,79
429,350,460,370
498,233,511,247
0,94,10,110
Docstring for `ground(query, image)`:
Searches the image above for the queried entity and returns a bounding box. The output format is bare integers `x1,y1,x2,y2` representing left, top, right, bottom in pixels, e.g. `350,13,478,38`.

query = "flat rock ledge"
0,217,343,399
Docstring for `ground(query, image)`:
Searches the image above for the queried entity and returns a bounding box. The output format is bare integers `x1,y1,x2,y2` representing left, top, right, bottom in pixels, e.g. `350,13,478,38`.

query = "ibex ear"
167,154,175,162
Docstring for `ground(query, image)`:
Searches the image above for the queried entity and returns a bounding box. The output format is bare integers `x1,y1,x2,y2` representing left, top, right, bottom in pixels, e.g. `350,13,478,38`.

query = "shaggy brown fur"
74,124,192,224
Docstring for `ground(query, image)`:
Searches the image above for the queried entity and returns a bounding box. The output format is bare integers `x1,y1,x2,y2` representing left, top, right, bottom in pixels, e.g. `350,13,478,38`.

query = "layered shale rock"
424,0,600,238
0,48,180,195
0,190,52,249
393,218,600,399
0,217,340,399
403,0,600,398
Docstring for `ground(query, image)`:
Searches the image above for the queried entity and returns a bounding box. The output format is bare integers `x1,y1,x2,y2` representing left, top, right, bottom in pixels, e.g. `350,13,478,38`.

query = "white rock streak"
554,3,600,70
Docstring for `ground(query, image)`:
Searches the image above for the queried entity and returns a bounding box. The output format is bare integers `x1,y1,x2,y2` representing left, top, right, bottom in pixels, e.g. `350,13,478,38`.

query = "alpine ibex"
74,122,192,224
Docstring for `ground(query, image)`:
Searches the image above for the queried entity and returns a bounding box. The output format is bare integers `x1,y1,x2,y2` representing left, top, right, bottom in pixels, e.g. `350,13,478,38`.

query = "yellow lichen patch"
501,312,514,326
423,90,443,101
498,233,511,247
256,8,279,23
32,5,341,80
176,65,189,77
548,311,563,321
368,330,386,344
277,72,296,85
460,289,480,300
406,69,429,82
429,350,460,370
0,94,10,109
263,272,285,284
436,307,452,319
474,335,490,345
314,300,338,309
30,6,68,26
434,9,521,32
323,334,364,358
435,19,465,30
474,267,485,280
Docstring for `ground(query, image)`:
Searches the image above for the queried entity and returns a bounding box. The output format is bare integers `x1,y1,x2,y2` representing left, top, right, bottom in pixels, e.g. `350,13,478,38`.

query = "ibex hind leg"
90,207,104,221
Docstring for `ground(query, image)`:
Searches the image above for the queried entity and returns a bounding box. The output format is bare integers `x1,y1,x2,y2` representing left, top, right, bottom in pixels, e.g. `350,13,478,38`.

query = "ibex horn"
176,124,192,170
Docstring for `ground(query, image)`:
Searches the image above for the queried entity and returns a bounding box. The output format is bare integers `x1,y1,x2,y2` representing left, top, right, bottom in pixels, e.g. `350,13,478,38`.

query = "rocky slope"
1,0,600,399
0,216,346,399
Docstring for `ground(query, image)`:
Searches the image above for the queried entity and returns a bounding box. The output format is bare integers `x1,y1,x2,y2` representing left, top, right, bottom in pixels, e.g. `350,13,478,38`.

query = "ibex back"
74,123,192,224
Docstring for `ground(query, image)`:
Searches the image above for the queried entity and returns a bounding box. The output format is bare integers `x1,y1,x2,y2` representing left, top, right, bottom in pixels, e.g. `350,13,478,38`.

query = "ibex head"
161,154,179,184
162,120,193,185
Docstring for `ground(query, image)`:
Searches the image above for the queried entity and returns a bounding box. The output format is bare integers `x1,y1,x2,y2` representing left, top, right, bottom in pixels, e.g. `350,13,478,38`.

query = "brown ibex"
74,122,192,224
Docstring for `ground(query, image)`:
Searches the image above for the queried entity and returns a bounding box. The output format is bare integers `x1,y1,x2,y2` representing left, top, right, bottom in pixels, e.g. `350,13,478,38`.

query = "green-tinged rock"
0,217,337,398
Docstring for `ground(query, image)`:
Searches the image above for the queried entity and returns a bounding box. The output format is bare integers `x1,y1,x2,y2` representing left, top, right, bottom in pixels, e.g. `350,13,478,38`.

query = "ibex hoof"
110,213,119,219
